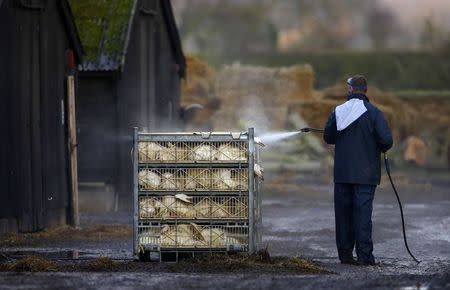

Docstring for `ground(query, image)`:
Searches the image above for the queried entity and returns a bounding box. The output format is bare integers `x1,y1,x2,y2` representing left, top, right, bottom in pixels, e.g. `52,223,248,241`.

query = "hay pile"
176,249,330,274
82,256,118,271
181,56,448,168
401,96,450,168
0,225,132,247
181,55,216,107
181,57,315,132
181,56,220,130
212,63,314,130
0,256,59,272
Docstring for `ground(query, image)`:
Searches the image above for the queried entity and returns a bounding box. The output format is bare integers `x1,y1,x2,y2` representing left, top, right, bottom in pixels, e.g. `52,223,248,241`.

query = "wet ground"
0,168,449,289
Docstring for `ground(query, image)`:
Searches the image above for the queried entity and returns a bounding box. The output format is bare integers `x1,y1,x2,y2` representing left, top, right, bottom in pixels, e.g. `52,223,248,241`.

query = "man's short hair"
347,75,367,92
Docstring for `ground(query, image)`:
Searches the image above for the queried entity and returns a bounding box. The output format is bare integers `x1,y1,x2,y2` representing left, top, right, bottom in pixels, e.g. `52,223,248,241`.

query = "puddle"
398,285,428,290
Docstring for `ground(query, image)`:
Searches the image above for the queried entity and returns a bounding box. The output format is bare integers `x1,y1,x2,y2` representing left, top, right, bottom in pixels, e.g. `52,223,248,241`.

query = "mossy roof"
68,0,135,71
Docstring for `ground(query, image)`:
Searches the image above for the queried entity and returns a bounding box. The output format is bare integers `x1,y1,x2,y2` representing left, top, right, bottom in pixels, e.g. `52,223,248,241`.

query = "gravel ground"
0,169,449,289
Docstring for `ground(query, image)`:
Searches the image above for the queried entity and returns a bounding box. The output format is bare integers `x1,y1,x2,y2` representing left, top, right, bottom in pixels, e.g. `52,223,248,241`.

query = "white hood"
335,98,367,131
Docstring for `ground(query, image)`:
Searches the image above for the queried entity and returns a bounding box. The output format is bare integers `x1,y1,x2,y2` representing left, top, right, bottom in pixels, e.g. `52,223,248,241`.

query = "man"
323,75,393,266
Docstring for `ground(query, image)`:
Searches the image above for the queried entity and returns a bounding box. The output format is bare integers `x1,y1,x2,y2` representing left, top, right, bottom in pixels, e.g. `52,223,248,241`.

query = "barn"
70,0,186,210
0,0,83,232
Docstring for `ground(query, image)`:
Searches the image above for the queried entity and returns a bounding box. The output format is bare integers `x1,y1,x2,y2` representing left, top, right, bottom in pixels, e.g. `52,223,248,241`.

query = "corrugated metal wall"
0,0,72,232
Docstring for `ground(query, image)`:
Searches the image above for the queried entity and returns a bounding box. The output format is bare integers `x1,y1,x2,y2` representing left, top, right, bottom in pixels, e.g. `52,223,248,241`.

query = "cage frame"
133,128,261,261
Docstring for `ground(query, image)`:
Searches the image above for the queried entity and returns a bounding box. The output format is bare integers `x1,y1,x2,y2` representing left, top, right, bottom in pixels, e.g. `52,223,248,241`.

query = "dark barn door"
76,78,118,186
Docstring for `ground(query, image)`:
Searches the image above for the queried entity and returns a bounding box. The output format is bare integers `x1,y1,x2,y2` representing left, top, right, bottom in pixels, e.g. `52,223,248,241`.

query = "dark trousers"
334,183,376,263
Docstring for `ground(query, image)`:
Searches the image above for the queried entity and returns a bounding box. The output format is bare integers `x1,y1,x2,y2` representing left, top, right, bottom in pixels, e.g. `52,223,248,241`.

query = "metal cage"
138,168,249,191
138,141,248,163
133,129,262,261
139,195,248,219
138,222,248,250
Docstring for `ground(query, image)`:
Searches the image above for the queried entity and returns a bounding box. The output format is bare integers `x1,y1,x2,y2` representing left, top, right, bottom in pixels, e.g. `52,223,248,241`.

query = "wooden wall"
0,0,73,232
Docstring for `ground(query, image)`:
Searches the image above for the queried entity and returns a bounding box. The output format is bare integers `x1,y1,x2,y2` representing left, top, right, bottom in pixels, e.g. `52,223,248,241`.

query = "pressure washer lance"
300,127,421,264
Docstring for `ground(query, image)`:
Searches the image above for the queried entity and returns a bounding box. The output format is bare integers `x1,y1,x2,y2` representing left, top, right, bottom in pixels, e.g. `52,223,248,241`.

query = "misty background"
172,0,450,54
171,0,450,91
175,0,450,175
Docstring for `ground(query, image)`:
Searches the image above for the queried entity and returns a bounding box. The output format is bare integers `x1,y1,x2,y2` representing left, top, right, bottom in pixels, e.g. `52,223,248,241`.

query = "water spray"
258,131,302,144
293,127,421,264
256,127,328,145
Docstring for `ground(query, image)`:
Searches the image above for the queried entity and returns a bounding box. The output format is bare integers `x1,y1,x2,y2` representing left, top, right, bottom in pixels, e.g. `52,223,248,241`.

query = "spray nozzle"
300,127,324,133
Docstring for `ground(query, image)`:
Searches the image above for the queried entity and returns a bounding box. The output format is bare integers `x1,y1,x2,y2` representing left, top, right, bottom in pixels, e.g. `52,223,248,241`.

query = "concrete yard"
0,168,449,289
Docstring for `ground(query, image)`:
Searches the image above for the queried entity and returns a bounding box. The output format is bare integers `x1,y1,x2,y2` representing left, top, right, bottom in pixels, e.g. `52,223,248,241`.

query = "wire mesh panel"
139,195,248,219
138,141,248,163
138,168,248,191
138,223,248,249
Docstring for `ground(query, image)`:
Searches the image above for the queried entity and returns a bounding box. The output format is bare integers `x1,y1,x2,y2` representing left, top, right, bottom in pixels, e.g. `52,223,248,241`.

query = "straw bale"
277,64,314,101
186,55,215,80
3,256,59,272
181,55,216,105
182,77,211,101
289,99,339,130
404,136,427,166
212,63,314,130
216,63,314,106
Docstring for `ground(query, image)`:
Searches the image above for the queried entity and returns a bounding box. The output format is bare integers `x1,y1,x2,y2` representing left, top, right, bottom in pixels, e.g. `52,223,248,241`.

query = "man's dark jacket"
323,93,393,185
